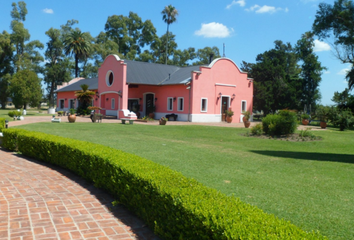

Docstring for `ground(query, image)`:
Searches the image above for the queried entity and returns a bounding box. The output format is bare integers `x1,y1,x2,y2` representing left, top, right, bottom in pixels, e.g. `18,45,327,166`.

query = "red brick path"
0,149,159,240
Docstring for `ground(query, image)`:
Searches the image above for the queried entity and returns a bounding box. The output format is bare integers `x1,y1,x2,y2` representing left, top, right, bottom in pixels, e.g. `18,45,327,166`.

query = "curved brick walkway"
0,149,159,240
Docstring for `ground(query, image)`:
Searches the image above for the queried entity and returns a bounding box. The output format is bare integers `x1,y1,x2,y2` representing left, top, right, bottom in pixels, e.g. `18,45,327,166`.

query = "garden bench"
121,118,135,124
51,117,61,123
165,113,178,121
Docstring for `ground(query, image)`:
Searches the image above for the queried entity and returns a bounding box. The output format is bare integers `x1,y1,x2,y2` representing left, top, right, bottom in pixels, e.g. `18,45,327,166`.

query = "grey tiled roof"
55,61,201,92
55,78,98,92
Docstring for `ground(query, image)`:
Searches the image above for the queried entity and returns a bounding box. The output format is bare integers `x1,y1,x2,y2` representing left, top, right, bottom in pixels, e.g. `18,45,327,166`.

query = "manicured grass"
16,122,354,239
0,108,52,121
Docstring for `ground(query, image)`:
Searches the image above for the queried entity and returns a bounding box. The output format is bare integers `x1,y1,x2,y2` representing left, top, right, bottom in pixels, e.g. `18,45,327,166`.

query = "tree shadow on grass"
250,150,354,164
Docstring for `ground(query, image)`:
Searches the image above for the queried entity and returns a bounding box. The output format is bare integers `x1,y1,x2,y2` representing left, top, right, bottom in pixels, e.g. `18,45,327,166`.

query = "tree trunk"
75,54,79,78
165,24,169,65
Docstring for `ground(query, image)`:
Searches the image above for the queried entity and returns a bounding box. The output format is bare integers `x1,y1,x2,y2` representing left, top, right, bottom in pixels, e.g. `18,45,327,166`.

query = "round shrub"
251,123,263,136
262,110,297,135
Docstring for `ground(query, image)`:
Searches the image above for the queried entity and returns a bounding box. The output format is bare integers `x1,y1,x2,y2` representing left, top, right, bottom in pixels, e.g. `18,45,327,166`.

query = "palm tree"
63,30,91,78
75,84,95,112
162,5,178,65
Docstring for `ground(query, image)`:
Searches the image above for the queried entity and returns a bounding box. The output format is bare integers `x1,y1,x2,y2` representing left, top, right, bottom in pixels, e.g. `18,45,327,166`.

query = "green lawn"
15,122,354,239
0,108,52,121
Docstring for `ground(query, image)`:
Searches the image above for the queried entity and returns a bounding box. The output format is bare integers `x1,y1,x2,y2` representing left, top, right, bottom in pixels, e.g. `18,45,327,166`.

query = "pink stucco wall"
191,58,253,122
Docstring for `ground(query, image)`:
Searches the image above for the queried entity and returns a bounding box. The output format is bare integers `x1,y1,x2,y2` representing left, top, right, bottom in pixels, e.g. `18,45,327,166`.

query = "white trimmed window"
59,99,64,109
106,71,114,87
241,100,247,112
201,98,208,112
111,98,115,109
167,97,173,111
177,97,184,111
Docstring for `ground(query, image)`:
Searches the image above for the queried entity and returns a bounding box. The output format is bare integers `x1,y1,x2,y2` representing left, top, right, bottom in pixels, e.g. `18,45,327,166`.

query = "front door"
145,94,154,116
221,97,229,122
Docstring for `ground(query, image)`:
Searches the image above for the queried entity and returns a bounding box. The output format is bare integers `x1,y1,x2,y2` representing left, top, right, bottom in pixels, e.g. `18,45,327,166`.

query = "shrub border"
2,129,326,239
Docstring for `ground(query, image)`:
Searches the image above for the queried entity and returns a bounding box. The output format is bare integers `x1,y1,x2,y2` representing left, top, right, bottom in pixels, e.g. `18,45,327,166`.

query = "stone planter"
302,119,309,125
68,114,76,123
320,121,327,129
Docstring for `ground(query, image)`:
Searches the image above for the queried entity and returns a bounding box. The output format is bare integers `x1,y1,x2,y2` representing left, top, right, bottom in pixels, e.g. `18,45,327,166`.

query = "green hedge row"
262,110,298,136
0,118,5,132
2,129,326,239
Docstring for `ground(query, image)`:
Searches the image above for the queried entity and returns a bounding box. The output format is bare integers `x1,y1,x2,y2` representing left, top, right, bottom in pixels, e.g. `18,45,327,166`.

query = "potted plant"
159,117,168,125
301,113,310,125
225,109,234,123
148,105,156,119
68,108,76,123
242,111,251,128
316,106,328,129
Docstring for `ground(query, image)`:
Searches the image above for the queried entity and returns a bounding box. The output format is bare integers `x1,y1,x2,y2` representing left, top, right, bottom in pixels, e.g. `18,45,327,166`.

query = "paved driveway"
0,149,158,240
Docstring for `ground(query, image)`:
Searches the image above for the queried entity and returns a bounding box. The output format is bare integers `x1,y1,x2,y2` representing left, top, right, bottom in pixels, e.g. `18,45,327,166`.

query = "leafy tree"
63,30,91,77
313,0,354,90
162,5,178,64
10,1,43,73
8,69,42,109
0,31,14,108
193,46,221,65
248,41,302,115
43,28,71,108
332,88,354,111
75,84,95,112
295,32,326,112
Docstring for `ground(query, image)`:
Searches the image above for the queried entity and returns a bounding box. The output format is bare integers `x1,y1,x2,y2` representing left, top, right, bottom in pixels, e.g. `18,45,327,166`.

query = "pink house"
55,54,253,123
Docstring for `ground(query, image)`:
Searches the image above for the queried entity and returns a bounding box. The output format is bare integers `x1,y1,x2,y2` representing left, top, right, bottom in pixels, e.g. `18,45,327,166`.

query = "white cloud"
246,5,287,14
313,39,331,52
43,8,54,14
195,22,233,38
338,68,350,75
226,0,246,9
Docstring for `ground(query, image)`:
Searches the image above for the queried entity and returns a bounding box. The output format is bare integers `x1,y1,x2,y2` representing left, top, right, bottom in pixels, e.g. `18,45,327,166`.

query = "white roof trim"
205,57,245,74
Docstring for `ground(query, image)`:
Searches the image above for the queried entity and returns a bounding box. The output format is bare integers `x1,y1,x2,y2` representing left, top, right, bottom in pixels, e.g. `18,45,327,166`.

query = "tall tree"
9,69,42,109
43,28,71,108
0,31,14,108
295,32,326,112
10,1,43,73
75,84,95,111
161,5,178,64
248,41,302,115
63,30,91,78
193,46,221,65
313,0,354,90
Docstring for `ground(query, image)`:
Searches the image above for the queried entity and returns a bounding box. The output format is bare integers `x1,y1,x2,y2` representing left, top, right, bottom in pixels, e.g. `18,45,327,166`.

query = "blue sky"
0,0,349,105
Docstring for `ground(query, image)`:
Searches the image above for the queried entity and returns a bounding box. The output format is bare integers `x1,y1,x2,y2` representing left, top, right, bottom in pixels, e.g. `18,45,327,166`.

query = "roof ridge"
157,67,181,85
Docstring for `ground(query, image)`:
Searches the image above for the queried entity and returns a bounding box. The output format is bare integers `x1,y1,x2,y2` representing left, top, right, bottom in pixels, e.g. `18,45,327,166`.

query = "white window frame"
106,70,114,87
201,98,208,112
91,99,94,107
241,100,247,112
177,97,184,111
167,97,173,111
111,98,115,109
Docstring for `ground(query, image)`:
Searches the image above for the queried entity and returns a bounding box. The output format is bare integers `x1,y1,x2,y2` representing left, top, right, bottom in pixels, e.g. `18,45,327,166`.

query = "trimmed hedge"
2,129,326,240
0,118,5,132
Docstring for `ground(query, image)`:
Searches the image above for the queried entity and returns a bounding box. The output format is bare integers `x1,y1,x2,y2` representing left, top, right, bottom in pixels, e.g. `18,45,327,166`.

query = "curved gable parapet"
204,57,246,74
103,54,121,63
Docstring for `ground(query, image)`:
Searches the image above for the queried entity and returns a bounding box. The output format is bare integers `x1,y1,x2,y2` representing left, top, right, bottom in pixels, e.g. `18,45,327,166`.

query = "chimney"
209,53,214,64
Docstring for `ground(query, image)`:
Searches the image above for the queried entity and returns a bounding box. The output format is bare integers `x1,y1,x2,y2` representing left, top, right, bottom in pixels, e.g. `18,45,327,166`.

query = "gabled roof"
124,60,200,85
55,78,98,93
55,60,201,92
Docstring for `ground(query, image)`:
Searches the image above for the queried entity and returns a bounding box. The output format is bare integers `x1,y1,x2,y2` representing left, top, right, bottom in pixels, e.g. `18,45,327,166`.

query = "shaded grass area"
16,122,354,239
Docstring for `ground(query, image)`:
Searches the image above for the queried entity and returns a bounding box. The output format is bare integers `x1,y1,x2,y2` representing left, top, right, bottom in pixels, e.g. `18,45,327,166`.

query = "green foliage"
75,84,95,111
69,108,75,115
8,110,22,118
301,113,310,119
2,128,326,239
225,109,234,117
250,123,263,136
331,88,354,111
262,110,298,136
0,118,5,132
243,110,251,120
328,108,354,131
8,69,42,109
315,105,329,122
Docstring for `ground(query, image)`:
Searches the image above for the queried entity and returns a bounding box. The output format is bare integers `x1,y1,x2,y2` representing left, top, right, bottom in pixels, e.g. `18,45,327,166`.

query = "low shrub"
0,118,5,132
328,108,354,131
251,123,263,136
262,110,298,136
8,110,22,118
2,129,326,240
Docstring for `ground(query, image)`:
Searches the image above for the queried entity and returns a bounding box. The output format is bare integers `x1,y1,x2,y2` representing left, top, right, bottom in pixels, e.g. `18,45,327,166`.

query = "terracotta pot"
159,119,167,125
320,121,327,129
302,119,309,125
148,112,155,119
68,114,76,123
226,116,232,123
244,121,251,128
